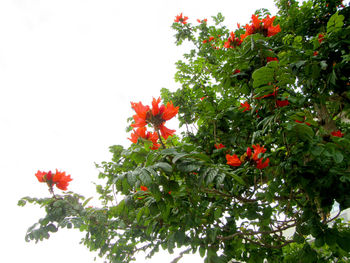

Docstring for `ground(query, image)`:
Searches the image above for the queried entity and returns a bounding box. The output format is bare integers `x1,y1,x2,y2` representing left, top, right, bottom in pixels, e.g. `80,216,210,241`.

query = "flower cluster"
240,101,251,112
318,33,325,44
214,143,225,149
266,57,278,63
197,18,207,23
128,126,160,150
174,13,188,24
203,36,215,44
224,32,242,48
331,130,344,137
35,169,72,191
226,144,270,169
130,97,179,147
240,14,281,40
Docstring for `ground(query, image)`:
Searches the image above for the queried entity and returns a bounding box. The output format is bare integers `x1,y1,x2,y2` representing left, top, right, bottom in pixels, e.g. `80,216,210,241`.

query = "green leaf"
214,207,222,220
82,197,93,207
199,246,206,258
333,151,343,164
172,153,189,163
310,145,324,156
336,232,350,252
205,168,218,185
178,161,200,173
122,178,130,194
136,208,144,223
293,122,314,141
314,236,325,248
174,230,186,246
252,66,275,89
327,12,344,33
140,169,152,185
47,224,58,233
154,162,172,173
293,232,305,244
231,173,245,185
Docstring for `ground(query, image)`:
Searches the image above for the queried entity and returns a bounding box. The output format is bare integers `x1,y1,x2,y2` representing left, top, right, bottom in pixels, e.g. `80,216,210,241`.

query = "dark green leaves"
327,12,344,33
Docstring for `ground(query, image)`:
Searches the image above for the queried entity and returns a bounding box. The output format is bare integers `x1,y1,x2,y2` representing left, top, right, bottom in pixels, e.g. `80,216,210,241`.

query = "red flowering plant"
20,3,350,263
35,169,72,192
174,13,188,25
129,97,179,148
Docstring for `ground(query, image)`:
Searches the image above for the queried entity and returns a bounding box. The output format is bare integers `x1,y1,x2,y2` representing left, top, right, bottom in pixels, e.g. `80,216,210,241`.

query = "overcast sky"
0,1,277,262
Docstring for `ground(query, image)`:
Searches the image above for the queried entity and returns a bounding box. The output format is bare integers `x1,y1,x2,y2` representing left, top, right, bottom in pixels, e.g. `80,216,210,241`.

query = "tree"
19,0,350,262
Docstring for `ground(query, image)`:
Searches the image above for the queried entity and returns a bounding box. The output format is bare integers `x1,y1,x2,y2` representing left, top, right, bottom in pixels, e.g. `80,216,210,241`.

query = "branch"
218,221,298,242
326,209,341,224
170,248,191,263
242,236,295,249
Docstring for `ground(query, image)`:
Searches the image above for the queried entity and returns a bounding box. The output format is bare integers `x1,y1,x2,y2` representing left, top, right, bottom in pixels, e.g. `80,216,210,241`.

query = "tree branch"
170,248,191,263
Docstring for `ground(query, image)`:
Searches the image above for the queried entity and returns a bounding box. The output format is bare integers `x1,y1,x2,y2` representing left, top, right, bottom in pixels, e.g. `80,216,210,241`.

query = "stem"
213,120,217,143
156,130,166,149
170,248,191,263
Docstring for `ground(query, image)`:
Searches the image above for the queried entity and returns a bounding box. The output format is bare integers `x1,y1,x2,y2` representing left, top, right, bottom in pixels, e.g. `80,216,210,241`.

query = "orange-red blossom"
331,130,344,137
130,97,179,141
214,143,225,149
174,13,188,24
35,169,72,191
240,101,251,112
224,32,242,48
226,154,242,166
226,144,269,170
128,127,160,150
240,14,281,41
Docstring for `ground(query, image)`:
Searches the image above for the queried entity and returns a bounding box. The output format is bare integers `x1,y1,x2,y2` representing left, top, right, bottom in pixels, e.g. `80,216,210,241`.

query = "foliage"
19,1,350,262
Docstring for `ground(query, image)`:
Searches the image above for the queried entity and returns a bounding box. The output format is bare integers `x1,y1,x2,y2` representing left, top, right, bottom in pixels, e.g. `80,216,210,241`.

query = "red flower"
241,14,281,41
35,170,48,183
233,69,241,74
200,96,208,101
140,185,148,191
256,158,269,169
331,130,344,137
161,101,179,120
214,143,225,149
35,169,72,191
318,33,325,44
246,147,252,157
197,18,207,23
203,39,207,44
240,101,251,112
252,144,267,161
209,36,215,42
276,100,289,107
130,98,179,140
159,123,176,140
266,57,278,63
224,32,242,48
129,127,160,150
174,13,188,24
131,101,149,128
226,154,242,167
237,23,241,28
53,169,72,191
313,51,318,56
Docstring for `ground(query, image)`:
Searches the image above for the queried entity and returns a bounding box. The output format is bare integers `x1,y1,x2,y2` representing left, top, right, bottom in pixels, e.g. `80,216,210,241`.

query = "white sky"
0,1,277,262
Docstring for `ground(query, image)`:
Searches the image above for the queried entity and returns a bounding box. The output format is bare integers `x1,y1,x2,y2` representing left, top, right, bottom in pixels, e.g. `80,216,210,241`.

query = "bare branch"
170,248,191,263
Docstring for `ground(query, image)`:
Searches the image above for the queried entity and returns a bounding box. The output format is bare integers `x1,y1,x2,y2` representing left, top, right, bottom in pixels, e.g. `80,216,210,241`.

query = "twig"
156,130,166,149
170,248,191,263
